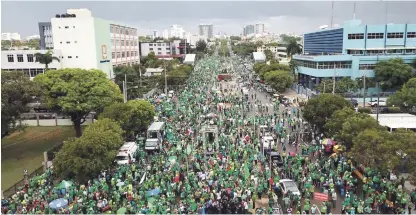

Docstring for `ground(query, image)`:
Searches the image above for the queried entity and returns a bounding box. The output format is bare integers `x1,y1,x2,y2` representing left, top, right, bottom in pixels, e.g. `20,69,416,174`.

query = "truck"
115,142,138,165
200,125,219,155
144,122,166,151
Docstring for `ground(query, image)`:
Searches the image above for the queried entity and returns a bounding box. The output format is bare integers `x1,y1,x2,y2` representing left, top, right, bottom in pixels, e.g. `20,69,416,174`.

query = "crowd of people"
1,55,415,214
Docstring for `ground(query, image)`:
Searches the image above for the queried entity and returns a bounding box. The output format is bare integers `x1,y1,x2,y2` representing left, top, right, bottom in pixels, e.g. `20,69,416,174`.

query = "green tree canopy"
324,107,356,138
196,40,208,53
34,50,60,70
53,118,124,182
387,77,416,110
316,78,358,94
100,100,155,138
34,68,123,137
302,94,352,132
286,40,303,58
264,70,294,93
1,71,40,137
374,58,413,90
264,50,274,62
231,42,257,57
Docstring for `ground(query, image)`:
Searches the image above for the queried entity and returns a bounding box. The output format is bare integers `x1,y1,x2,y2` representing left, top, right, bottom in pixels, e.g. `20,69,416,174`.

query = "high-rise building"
38,22,54,49
152,30,159,39
170,25,185,38
198,24,214,39
162,29,169,39
243,25,255,36
1,33,21,41
255,23,265,34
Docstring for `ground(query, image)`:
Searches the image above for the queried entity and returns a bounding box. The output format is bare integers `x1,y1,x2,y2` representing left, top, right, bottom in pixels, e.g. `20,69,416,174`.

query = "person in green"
321,202,327,214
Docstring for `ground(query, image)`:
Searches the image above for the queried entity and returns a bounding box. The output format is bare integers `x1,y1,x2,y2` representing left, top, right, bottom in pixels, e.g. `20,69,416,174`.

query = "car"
278,179,301,196
272,202,283,215
349,99,358,107
265,150,283,168
368,99,386,107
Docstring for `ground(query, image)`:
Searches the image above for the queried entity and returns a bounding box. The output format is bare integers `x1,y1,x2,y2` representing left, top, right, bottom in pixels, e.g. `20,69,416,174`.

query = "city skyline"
2,1,416,38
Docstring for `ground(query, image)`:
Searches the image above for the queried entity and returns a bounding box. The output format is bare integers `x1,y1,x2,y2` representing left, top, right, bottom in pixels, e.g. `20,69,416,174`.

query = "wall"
51,16,97,70
94,18,113,79
139,42,172,57
38,22,53,49
110,23,139,66
22,118,94,127
303,28,344,54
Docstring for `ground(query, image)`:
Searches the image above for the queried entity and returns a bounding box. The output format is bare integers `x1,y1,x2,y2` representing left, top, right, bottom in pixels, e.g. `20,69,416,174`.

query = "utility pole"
123,74,127,103
363,73,366,107
332,64,336,94
376,82,380,122
164,58,167,94
323,81,326,93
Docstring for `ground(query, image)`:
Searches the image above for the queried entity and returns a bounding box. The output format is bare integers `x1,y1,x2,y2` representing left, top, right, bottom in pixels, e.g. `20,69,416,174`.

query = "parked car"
349,99,358,107
368,99,386,107
278,179,301,196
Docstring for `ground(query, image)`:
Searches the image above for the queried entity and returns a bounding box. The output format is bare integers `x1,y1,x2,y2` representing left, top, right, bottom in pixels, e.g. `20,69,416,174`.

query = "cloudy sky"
2,1,416,37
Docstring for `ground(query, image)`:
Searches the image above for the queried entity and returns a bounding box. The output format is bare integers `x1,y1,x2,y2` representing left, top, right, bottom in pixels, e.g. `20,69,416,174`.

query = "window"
166,47,170,50
347,33,364,40
121,40,124,46
386,49,403,54
30,68,44,78
387,32,404,39
149,44,153,46
405,49,416,54
60,42,62,44
166,52,171,54
158,52,162,55
122,52,125,58
116,28,119,34
66,41,70,44
366,50,384,55
27,54,34,62
65,26,69,29
112,52,115,59
359,64,375,70
68,56,72,59
17,54,24,62
157,43,161,46
367,33,384,39
74,41,77,44
347,50,364,55
407,32,416,38
158,48,162,50
149,48,154,51
7,54,14,62
110,26,114,33
127,51,130,57
76,56,78,58
117,52,121,58
73,26,75,28
111,39,114,44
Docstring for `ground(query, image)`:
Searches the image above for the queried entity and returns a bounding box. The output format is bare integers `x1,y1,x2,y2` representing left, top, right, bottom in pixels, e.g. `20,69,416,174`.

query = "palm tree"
34,50,60,70
286,40,303,59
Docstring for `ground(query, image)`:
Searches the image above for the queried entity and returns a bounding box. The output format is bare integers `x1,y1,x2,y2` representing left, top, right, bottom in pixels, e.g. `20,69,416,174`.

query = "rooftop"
369,113,416,129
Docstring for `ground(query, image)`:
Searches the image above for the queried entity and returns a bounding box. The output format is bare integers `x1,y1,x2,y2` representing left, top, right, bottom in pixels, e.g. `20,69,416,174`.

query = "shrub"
357,107,371,114
387,106,401,113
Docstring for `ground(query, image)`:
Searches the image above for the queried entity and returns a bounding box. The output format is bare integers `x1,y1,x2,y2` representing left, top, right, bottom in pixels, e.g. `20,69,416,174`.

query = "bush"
387,106,402,113
357,107,371,114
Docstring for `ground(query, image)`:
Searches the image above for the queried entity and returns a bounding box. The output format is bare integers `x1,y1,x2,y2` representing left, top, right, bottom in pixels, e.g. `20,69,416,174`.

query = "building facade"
38,22,54,50
199,24,214,39
1,50,62,80
256,44,289,64
139,40,190,58
293,20,416,89
243,25,255,36
109,23,139,67
255,23,265,35
170,25,185,38
1,33,21,41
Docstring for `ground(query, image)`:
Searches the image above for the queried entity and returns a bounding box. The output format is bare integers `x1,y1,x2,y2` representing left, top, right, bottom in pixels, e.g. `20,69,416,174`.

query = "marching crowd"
1,56,415,214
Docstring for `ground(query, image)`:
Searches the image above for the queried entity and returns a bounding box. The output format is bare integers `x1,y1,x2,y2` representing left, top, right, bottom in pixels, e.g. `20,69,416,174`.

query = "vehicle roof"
270,152,280,156
148,122,165,131
279,179,294,183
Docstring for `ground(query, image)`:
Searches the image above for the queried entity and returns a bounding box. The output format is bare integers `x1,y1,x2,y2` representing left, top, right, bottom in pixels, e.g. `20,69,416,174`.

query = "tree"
253,62,268,74
264,70,294,93
53,118,124,182
324,107,356,138
34,68,123,137
258,63,290,79
302,94,352,132
264,49,274,61
34,50,60,70
286,40,302,58
288,59,299,77
26,39,41,50
387,77,416,110
316,78,358,94
412,58,416,70
390,129,416,176
229,36,241,41
100,100,155,138
1,71,40,138
374,58,413,90
196,40,208,53
338,114,383,149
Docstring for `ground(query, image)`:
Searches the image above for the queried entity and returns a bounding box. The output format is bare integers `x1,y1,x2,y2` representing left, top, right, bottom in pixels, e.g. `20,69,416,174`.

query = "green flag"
186,144,192,155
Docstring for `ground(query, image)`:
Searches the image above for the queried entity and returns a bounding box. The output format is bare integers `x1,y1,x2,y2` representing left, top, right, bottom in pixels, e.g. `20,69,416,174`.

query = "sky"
2,1,416,38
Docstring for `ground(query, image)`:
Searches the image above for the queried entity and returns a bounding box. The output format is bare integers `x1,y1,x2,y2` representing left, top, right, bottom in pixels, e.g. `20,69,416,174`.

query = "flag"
243,163,250,181
174,172,180,183
186,127,193,136
186,144,192,155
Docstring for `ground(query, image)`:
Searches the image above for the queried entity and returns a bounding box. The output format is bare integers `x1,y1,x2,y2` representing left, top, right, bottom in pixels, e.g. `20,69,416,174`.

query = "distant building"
1,33,21,41
38,22,54,50
253,52,266,62
162,29,169,39
139,40,190,58
26,35,41,40
255,23,265,35
170,25,185,38
243,25,255,36
152,30,159,39
144,68,164,77
257,43,289,64
293,20,416,89
199,24,214,39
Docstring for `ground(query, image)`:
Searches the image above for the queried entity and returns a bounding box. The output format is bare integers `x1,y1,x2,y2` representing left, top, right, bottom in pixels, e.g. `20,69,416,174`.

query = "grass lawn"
1,126,76,189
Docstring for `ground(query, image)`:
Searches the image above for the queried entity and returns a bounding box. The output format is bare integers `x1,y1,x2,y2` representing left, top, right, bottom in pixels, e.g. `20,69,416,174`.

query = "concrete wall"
94,18,113,79
22,118,94,127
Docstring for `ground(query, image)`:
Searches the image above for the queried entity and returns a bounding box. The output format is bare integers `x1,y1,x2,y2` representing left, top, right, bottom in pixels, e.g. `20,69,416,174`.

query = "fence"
2,142,64,198
19,113,95,127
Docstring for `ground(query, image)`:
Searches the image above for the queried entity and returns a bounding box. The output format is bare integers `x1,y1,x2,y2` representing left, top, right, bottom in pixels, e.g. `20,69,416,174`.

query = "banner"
314,192,329,201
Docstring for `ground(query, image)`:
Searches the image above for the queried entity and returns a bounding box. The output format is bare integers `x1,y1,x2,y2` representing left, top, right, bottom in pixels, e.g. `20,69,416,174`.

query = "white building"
1,50,62,80
26,35,41,40
162,29,169,39
198,24,214,39
255,23,265,34
189,34,207,47
1,32,21,41
144,68,164,77
140,42,173,57
170,25,185,38
256,43,289,64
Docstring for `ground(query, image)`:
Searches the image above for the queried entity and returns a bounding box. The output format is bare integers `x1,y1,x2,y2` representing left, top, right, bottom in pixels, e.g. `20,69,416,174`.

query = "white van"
145,122,166,151
115,142,138,165
168,90,175,98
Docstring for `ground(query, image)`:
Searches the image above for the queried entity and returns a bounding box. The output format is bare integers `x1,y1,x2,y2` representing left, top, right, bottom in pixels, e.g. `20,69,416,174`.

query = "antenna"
330,1,334,29
353,2,356,20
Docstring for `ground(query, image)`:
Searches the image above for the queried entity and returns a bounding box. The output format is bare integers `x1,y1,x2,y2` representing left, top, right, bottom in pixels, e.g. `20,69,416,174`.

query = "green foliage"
157,65,193,87
100,100,155,138
386,106,402,113
34,50,60,69
302,94,352,132
231,42,257,57
316,78,358,93
357,107,371,114
264,50,274,61
196,40,208,53
387,78,416,109
374,58,413,90
280,34,302,43
264,70,294,93
34,68,123,137
285,40,303,57
412,58,416,69
338,113,382,149
229,36,241,41
1,71,40,137
53,118,124,183
288,59,298,76
256,63,291,79
324,107,356,138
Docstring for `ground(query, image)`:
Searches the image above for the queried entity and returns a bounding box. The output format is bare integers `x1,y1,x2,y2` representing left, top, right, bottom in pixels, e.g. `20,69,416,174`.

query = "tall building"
293,20,416,89
38,22,54,49
162,29,169,39
255,23,265,34
1,33,21,41
243,25,255,36
198,24,214,39
152,30,159,39
170,25,185,38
